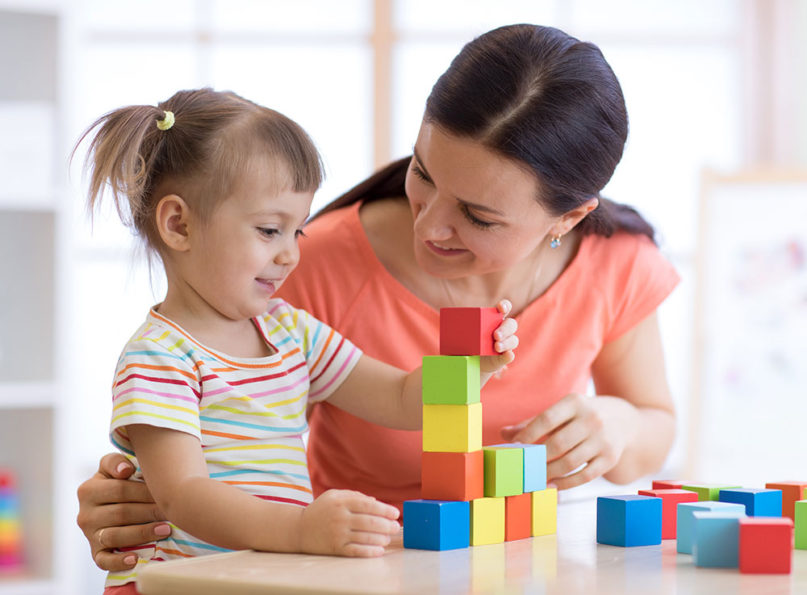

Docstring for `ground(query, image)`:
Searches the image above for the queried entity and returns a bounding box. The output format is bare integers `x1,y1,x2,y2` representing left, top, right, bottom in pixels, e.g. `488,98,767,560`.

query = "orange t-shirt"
277,201,680,510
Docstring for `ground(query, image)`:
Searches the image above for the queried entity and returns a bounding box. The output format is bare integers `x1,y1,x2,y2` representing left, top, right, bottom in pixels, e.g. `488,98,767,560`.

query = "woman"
78,24,677,571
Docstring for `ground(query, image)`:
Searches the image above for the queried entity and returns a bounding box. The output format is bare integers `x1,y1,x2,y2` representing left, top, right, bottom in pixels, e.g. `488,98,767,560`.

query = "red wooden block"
638,488,698,539
651,479,687,490
765,481,807,520
421,451,484,501
739,517,793,574
439,307,502,356
505,492,532,541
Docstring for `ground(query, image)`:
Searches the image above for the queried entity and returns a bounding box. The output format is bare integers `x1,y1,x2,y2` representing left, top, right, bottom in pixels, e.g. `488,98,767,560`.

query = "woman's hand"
76,453,172,571
298,490,400,557
500,393,640,490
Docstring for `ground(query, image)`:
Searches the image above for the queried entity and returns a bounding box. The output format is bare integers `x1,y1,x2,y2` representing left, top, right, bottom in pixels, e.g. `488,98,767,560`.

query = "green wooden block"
682,483,741,501
796,500,807,550
483,446,523,497
422,355,480,405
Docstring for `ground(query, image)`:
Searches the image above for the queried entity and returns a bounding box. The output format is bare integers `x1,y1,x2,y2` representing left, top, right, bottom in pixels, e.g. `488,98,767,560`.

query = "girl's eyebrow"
412,148,505,217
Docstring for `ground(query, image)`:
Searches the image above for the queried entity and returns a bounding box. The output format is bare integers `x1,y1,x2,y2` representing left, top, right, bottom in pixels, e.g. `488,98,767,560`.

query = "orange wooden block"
652,479,687,490
421,451,484,501
765,481,807,520
505,492,532,541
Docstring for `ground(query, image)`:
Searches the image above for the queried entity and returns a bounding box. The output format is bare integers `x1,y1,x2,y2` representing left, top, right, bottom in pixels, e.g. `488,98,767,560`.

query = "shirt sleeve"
604,235,681,343
109,336,202,455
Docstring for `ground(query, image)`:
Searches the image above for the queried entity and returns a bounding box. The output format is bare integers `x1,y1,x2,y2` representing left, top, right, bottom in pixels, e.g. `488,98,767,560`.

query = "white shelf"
0,382,56,408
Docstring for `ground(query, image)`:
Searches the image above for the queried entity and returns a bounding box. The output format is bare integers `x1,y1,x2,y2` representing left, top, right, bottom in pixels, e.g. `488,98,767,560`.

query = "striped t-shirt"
105,298,362,588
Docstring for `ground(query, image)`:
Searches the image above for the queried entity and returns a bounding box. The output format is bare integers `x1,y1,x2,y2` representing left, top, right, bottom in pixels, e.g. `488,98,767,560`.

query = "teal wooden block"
490,443,546,492
692,512,742,568
422,355,480,405
483,446,523,497
677,501,744,554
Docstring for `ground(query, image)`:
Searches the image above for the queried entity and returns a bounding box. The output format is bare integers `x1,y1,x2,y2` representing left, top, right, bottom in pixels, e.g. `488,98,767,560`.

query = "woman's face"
405,122,558,279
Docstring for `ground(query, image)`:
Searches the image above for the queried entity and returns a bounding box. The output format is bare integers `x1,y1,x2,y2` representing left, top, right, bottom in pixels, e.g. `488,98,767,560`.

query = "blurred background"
0,0,805,593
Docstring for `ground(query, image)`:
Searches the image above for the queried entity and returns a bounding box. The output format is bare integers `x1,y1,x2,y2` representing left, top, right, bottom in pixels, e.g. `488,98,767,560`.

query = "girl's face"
405,122,558,279
184,167,313,323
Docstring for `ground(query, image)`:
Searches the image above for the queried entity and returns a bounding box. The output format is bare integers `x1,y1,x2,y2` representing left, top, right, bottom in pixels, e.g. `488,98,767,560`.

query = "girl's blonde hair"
75,88,323,255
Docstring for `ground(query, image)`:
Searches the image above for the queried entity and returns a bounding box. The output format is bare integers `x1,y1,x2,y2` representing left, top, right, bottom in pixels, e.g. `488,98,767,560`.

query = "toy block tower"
404,307,552,550
0,468,23,572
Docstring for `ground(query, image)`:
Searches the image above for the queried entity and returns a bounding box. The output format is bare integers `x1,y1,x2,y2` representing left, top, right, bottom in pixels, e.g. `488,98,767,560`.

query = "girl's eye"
462,206,494,229
295,229,307,239
258,227,280,238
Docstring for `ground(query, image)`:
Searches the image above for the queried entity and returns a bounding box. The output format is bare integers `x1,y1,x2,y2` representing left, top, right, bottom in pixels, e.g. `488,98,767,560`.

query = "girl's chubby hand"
481,299,519,375
298,489,400,557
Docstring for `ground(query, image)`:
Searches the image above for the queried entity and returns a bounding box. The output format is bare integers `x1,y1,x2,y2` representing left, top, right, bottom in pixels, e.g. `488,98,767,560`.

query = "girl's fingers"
93,550,139,572
342,543,386,558
346,494,400,520
349,513,400,535
349,530,394,547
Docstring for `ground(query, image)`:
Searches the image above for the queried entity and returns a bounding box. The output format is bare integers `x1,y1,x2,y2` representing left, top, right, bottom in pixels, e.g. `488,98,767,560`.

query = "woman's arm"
500,311,675,489
126,424,400,556
326,302,518,429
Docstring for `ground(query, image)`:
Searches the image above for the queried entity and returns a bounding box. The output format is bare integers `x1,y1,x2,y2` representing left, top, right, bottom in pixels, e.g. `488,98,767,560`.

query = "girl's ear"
155,194,192,251
551,197,599,237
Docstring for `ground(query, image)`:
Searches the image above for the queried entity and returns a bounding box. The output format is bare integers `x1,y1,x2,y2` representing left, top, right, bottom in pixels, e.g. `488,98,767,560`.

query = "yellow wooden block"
531,487,557,536
470,497,505,546
422,403,482,453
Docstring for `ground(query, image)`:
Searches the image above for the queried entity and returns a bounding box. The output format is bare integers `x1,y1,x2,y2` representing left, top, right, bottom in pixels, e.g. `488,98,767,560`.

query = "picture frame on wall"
688,170,807,483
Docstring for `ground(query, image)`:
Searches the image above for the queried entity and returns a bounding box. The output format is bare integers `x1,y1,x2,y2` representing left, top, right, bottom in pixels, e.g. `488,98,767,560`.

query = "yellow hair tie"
156,110,175,131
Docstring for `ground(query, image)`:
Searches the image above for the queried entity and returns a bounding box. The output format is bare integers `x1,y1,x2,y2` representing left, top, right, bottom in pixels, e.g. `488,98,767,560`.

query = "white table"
137,498,806,594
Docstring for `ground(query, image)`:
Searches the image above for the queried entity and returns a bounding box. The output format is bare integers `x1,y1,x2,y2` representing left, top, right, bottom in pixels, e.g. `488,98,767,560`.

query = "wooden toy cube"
422,403,482,452
421,450,483,501
677,501,744,554
738,517,793,574
765,482,807,520
719,488,782,517
422,355,480,405
651,479,687,490
439,307,502,356
470,497,505,546
531,487,557,537
596,495,662,547
483,446,523,497
692,512,742,568
403,499,470,551
504,492,532,541
681,482,740,501
796,500,807,550
494,443,547,493
638,489,698,539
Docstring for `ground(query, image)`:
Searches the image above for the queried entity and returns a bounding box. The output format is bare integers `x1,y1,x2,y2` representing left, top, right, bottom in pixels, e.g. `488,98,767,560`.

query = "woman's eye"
411,164,431,183
463,206,494,229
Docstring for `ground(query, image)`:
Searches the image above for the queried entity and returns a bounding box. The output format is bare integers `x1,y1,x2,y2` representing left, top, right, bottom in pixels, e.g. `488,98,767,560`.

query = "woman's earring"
550,234,562,249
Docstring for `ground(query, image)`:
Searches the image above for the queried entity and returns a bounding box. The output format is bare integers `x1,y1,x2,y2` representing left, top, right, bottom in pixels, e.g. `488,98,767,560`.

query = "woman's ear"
552,197,599,236
155,194,192,252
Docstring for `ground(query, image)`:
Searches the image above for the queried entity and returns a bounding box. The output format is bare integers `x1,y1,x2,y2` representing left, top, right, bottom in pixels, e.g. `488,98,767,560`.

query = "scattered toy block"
483,446,523,498
531,488,557,537
421,450,484,501
681,482,741,501
596,495,662,547
676,501,745,554
719,488,782,517
504,492,532,541
638,489,698,539
470,497,505,546
403,499,470,551
692,512,742,568
439,307,502,356
422,355,480,405
796,500,807,550
765,482,807,521
422,403,482,452
738,517,793,574
651,479,687,490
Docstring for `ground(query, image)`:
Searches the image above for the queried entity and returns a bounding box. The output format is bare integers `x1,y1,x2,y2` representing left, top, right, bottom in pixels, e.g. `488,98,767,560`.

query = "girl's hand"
76,453,172,571
298,490,400,557
480,299,518,376
500,393,640,490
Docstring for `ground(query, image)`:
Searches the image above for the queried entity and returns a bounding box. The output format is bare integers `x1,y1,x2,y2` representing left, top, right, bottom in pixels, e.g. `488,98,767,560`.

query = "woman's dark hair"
317,24,654,241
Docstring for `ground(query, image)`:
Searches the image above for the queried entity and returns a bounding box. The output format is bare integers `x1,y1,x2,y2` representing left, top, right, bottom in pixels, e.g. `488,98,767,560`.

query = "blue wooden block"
403,499,470,551
718,488,782,517
596,495,662,547
692,512,742,568
490,443,546,492
677,501,744,554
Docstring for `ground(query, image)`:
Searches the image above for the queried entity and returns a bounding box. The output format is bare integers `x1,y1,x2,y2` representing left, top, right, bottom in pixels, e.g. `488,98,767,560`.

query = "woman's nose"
413,196,454,241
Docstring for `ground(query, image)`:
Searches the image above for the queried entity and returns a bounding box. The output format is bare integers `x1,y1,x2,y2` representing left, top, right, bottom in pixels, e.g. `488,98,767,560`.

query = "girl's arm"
126,424,400,556
326,301,518,430
500,311,675,489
